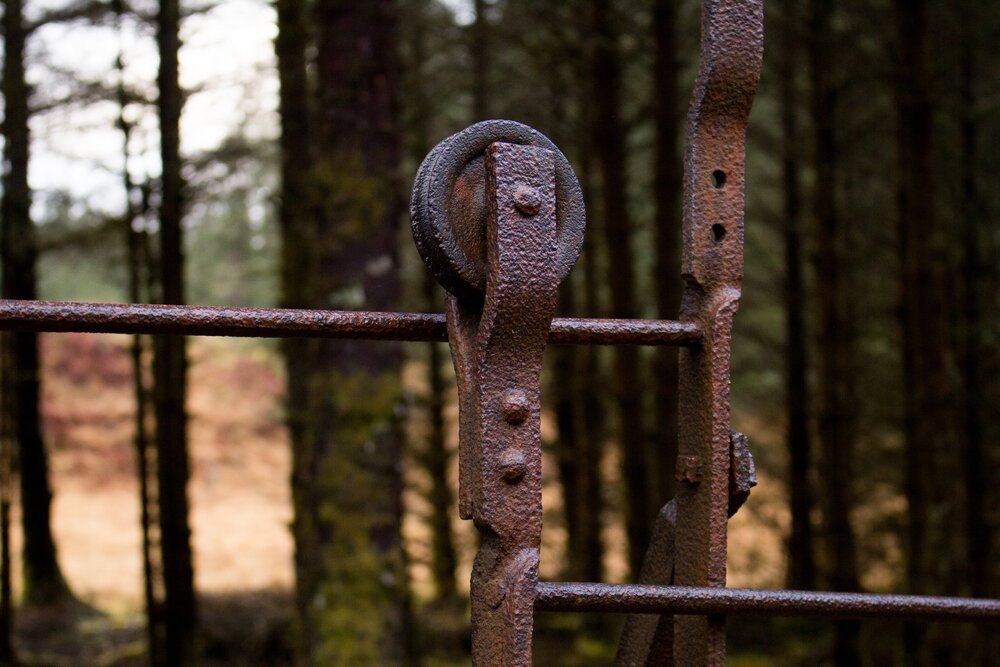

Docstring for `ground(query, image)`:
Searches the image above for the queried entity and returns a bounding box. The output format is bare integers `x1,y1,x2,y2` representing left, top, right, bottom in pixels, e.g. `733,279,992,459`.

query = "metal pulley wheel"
410,120,586,299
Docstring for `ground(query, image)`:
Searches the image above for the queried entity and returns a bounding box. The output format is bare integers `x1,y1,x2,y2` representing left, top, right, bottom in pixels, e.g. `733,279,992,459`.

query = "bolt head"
513,186,541,216
499,448,527,483
501,388,530,424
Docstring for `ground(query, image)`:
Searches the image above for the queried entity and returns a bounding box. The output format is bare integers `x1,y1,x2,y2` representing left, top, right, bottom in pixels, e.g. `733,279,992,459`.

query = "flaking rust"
674,0,763,664
535,583,1000,620
412,119,585,665
0,299,702,346
444,141,559,666
615,432,757,666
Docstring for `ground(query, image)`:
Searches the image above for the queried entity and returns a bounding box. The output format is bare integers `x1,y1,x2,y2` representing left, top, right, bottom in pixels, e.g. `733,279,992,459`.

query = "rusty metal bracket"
615,432,757,666
412,122,584,666
411,120,585,301
672,0,764,664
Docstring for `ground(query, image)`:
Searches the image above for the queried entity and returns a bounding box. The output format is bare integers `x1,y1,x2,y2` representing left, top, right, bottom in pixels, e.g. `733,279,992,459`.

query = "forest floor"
7,333,797,666
10,333,294,666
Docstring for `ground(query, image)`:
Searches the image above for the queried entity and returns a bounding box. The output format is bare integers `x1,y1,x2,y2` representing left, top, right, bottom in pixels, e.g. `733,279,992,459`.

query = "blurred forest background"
0,0,998,665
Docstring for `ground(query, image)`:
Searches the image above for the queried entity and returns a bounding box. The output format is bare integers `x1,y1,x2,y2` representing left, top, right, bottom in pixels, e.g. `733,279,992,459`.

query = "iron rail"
535,582,1000,621
0,299,702,346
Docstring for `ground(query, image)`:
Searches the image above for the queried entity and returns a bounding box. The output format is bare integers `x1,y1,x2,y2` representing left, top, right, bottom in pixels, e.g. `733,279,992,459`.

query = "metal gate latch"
411,120,585,666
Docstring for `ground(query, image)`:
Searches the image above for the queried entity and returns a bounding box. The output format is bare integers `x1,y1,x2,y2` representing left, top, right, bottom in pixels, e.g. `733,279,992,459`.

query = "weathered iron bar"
0,299,702,346
535,583,1000,621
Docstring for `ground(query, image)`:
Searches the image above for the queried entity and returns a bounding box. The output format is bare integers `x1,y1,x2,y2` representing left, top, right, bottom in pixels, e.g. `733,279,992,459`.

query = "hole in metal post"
711,170,727,188
711,224,726,242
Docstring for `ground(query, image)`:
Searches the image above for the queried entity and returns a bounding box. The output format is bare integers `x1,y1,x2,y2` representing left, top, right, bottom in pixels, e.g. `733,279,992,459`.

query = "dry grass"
7,332,793,664
10,334,294,613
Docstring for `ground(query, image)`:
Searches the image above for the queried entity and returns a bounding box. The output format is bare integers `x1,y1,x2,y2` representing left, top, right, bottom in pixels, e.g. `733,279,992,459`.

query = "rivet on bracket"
500,448,527,484
513,186,541,216
501,387,530,424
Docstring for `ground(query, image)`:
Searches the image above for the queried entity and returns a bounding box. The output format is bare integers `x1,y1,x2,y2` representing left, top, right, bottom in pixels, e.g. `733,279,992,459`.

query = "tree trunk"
405,1,460,604
0,336,16,665
957,8,987,664
552,281,585,579
592,0,648,580
0,0,71,608
275,0,314,318
153,0,197,661
650,0,682,517
778,0,816,592
957,2,986,604
471,0,489,120
576,297,605,584
893,1,962,663
117,34,165,663
576,84,605,588
423,275,458,602
274,0,320,657
282,2,413,663
807,0,860,662
130,263,164,667
540,0,598,585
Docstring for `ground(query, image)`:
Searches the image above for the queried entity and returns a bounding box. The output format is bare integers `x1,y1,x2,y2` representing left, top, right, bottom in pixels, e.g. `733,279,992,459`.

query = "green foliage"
310,155,389,260
185,136,280,308
33,134,281,310
34,194,129,302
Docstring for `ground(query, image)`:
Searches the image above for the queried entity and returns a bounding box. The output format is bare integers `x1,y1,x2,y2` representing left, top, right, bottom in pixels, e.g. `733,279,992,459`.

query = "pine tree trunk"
273,0,343,657
957,9,986,664
283,2,412,663
958,3,986,604
471,0,489,120
552,282,584,579
592,0,649,580
0,0,70,608
404,0,460,605
0,335,16,665
541,0,597,585
274,0,320,657
275,0,313,319
807,0,860,661
650,0,682,517
893,1,962,662
153,0,197,661
423,275,458,602
778,0,816,592
576,127,605,586
117,48,165,662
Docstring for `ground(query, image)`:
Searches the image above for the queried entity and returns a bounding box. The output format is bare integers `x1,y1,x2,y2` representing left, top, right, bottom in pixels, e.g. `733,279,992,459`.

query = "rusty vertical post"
411,120,585,666
673,0,763,664
447,142,558,665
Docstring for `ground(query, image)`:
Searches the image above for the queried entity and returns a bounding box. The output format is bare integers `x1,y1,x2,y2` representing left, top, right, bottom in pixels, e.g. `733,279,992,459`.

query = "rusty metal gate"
1,1,998,664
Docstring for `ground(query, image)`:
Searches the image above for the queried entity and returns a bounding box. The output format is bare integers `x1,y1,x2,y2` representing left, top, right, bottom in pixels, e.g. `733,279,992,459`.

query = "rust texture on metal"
536,583,1000,621
674,0,764,663
410,120,586,300
615,432,757,666
0,300,699,346
412,126,584,665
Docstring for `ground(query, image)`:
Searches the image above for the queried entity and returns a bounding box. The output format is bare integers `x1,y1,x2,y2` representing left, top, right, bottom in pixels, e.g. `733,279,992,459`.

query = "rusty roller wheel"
411,120,586,299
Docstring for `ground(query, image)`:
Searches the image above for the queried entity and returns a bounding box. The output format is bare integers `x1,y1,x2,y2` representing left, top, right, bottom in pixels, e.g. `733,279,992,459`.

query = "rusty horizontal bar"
0,300,702,346
534,583,1000,622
